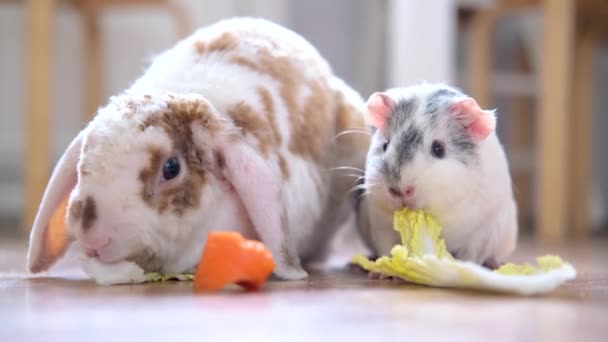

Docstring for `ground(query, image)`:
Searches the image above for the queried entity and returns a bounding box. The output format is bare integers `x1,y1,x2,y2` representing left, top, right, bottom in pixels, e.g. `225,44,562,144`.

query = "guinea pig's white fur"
26,17,370,284
357,83,517,267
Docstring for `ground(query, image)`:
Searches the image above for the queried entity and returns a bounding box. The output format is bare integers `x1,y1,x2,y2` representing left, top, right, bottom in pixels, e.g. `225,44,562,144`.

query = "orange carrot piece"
193,232,275,292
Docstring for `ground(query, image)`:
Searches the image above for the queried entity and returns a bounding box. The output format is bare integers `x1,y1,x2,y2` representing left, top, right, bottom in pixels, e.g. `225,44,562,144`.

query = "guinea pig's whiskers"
362,182,380,194
345,183,364,196
357,191,372,200
346,182,378,200
353,183,379,202
326,166,365,174
333,129,371,140
338,173,367,183
353,175,366,182
343,182,368,201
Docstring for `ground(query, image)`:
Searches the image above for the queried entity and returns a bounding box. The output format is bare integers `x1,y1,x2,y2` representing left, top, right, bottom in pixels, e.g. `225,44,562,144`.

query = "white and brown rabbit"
27,17,370,285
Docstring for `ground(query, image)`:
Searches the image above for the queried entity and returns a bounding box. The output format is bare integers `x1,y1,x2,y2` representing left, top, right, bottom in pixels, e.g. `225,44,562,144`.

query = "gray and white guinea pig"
26,17,370,285
356,83,517,268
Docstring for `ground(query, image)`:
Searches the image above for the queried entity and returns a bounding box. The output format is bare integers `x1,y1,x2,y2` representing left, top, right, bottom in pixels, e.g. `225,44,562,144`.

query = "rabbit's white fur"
27,17,370,284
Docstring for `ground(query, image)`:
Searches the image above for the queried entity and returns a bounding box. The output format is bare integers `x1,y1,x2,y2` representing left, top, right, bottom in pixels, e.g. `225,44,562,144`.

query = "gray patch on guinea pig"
387,97,418,130
419,86,479,165
425,88,460,126
396,125,424,166
425,88,459,113
381,159,400,185
448,121,477,164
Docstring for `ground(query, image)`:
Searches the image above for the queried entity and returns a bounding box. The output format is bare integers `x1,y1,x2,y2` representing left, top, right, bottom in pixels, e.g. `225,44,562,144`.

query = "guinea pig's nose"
403,185,415,198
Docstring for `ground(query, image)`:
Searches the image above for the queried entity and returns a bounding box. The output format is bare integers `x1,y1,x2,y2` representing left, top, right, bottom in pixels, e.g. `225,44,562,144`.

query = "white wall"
386,0,457,87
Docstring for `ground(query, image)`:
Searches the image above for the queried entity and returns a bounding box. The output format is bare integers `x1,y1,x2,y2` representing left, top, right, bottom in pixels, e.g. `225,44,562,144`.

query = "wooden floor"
1,234,607,342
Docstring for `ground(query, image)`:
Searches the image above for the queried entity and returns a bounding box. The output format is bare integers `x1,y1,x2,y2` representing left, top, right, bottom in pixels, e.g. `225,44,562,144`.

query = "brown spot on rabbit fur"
157,169,207,216
138,99,222,215
69,199,83,221
226,101,270,153
194,32,239,56
226,88,283,158
194,40,206,54
140,99,221,136
231,55,261,72
278,155,290,180
214,150,226,171
229,48,333,163
208,32,238,53
289,80,332,163
257,87,282,147
138,146,207,217
81,196,97,231
231,49,301,116
202,35,333,163
139,148,164,206
225,88,290,180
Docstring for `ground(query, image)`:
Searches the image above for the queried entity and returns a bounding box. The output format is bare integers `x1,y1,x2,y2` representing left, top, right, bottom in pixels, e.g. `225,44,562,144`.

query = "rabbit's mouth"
83,236,110,257
83,238,162,272
84,238,127,264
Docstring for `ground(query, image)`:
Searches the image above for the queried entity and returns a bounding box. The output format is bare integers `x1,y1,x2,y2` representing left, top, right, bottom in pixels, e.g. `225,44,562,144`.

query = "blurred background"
0,0,606,244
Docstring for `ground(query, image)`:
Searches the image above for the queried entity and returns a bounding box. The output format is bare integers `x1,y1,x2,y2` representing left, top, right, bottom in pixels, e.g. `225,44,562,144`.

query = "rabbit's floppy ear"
27,131,83,273
216,139,305,279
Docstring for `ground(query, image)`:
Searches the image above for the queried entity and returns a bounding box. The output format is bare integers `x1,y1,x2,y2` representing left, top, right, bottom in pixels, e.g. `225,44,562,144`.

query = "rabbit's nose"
81,223,110,250
83,236,112,254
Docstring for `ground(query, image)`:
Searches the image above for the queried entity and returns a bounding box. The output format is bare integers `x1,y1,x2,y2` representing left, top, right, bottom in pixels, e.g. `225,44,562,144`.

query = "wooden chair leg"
510,43,534,233
570,31,596,236
83,5,103,121
467,7,496,108
536,0,575,241
24,0,55,232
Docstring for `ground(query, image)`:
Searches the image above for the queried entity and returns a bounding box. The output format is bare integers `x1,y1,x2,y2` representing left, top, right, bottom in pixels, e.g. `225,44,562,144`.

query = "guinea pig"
26,17,370,284
356,83,517,268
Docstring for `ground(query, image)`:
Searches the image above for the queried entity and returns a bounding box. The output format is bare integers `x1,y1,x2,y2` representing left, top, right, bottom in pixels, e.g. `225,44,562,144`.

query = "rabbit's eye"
162,157,180,180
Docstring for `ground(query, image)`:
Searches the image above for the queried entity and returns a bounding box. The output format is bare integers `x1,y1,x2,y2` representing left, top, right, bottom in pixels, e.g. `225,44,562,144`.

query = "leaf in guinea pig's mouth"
352,208,576,296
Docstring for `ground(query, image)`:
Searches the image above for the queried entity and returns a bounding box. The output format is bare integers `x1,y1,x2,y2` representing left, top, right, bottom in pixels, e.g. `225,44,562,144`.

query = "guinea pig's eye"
162,157,181,180
382,139,390,152
431,140,445,159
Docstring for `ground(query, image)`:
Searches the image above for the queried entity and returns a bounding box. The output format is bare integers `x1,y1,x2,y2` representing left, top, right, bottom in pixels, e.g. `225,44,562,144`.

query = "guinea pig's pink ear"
27,132,83,273
449,97,496,141
365,92,395,131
